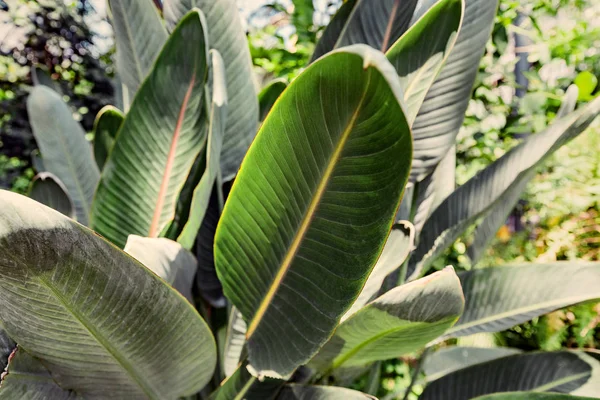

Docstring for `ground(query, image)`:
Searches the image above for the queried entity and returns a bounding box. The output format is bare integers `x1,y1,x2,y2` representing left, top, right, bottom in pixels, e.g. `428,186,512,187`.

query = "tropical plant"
1,0,599,399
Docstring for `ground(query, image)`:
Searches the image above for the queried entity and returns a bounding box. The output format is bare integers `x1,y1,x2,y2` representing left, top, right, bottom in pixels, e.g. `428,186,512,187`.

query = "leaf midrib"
245,68,374,340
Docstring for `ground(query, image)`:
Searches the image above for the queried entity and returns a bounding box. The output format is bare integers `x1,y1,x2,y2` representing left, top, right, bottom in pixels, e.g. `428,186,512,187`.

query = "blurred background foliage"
0,0,599,398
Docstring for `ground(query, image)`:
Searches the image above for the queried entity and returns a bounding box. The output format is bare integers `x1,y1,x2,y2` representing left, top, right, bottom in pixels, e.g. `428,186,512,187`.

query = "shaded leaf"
259,79,288,122
223,307,247,378
277,384,375,399
0,328,15,373
28,172,74,218
210,361,283,400
474,393,598,400
31,66,61,93
93,106,124,171
310,0,358,61
30,149,45,173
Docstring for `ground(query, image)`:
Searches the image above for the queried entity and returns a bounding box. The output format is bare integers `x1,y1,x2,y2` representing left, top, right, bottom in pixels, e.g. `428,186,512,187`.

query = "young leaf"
259,79,288,122
93,106,124,171
27,86,100,226
91,10,210,248
28,172,74,218
214,45,412,377
0,190,217,398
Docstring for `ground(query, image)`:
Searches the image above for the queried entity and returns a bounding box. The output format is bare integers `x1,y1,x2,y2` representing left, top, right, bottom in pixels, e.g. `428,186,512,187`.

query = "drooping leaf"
0,190,217,398
223,307,247,378
91,10,209,248
342,221,415,320
423,346,522,382
277,384,376,399
420,351,600,399
163,0,259,181
0,328,15,372
310,0,358,61
108,0,167,102
474,394,599,400
27,86,100,226
410,96,600,279
214,45,412,377
123,235,197,302
309,267,463,374
209,361,284,400
409,0,499,182
93,106,124,171
259,79,288,122
28,172,74,218
0,348,80,400
385,0,463,124
444,263,600,338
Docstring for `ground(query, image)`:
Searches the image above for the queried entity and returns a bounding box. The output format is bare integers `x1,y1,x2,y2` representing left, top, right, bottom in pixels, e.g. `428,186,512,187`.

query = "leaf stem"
381,0,402,52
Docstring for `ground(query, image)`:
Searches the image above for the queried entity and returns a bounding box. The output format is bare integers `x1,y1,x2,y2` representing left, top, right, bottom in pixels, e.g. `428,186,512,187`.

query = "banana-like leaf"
28,172,74,218
409,0,499,182
0,348,80,400
277,384,376,399
410,96,600,279
423,346,522,382
91,10,209,248
108,0,167,102
210,361,283,400
336,0,419,52
163,0,259,181
27,86,100,226
474,394,598,400
444,263,600,338
223,307,247,377
342,221,415,320
0,190,217,398
385,0,463,124
124,235,197,302
310,0,358,61
309,267,463,375
0,328,15,372
214,45,412,377
420,351,600,399
259,79,288,122
177,50,227,250
93,106,124,171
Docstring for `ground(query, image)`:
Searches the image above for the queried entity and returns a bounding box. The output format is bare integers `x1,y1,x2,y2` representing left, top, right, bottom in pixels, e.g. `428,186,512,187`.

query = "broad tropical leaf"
0,348,79,400
386,0,463,124
0,190,216,398
91,10,209,248
163,0,259,180
423,346,522,382
474,394,598,400
310,267,464,374
124,235,197,302
277,384,376,399
409,0,499,182
223,307,247,377
210,361,283,400
93,106,124,171
259,79,288,122
444,263,600,338
0,328,15,372
28,172,74,218
27,86,100,226
310,0,358,61
214,45,412,377
421,351,600,399
410,96,600,278
108,0,167,102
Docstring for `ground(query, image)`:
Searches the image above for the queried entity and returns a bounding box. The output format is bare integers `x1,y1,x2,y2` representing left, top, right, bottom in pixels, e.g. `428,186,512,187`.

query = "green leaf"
177,49,227,250
123,235,197,302
223,307,247,378
310,0,358,61
423,346,522,382
409,0,499,182
0,348,80,400
163,0,259,181
445,263,600,338
574,71,598,101
277,384,376,399
309,267,463,374
385,0,463,124
259,79,288,122
420,351,600,399
108,0,167,104
410,96,600,279
0,328,15,372
28,172,74,218
474,394,599,400
93,106,124,171
0,190,217,399
214,45,412,377
209,361,284,400
26,86,100,226
91,10,209,248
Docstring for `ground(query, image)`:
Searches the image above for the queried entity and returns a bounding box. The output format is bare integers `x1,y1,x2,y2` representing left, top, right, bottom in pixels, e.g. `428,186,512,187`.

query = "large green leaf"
385,0,463,124
410,96,600,279
214,45,412,377
0,348,79,400
0,190,216,399
444,263,600,338
91,10,209,248
310,0,358,61
259,79,288,122
423,346,522,382
108,0,167,103
309,267,464,375
474,394,598,400
277,384,375,399
163,0,259,180
28,172,74,218
421,351,600,399
93,106,124,171
409,0,499,182
27,86,100,226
